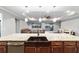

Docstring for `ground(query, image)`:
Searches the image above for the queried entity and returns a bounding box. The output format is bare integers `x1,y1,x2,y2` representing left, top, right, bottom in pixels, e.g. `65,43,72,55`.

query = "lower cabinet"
0,46,6,53
0,42,7,53
64,41,77,53
0,41,79,53
24,47,36,53
51,46,63,53
77,47,79,52
24,42,50,53
38,47,50,53
64,46,76,53
51,41,77,53
77,42,79,52
24,47,50,53
51,41,63,53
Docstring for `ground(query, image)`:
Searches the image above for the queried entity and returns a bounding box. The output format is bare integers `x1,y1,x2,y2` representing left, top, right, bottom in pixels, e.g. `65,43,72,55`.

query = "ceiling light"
52,17,61,22
39,18,42,22
25,18,28,22
66,10,76,16
52,18,58,22
67,11,75,16
66,10,71,13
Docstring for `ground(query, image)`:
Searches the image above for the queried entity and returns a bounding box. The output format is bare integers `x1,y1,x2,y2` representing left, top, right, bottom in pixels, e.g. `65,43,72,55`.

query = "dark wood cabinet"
0,46,6,53
77,42,79,52
0,42,7,53
38,47,50,53
64,46,76,53
51,41,63,53
24,42,50,53
64,41,76,53
51,41,77,53
0,41,79,53
51,46,63,53
24,47,36,53
24,47,50,53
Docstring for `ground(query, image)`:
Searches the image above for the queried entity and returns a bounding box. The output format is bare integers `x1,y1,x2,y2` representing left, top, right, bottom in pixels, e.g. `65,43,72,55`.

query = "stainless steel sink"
27,36,48,42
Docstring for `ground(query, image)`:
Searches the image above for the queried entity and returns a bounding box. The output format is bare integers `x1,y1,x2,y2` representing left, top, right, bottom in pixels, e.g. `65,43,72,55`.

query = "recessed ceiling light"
25,18,28,22
39,18,42,22
52,17,61,22
52,18,58,22
65,10,76,16
66,10,71,13
68,11,75,16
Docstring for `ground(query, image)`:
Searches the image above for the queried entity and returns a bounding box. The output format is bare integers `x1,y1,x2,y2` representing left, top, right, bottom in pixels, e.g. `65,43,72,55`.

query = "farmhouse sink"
27,36,48,42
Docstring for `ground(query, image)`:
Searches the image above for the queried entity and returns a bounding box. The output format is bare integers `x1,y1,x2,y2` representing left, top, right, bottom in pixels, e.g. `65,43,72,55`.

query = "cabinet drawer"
64,41,76,46
51,41,63,46
0,42,7,45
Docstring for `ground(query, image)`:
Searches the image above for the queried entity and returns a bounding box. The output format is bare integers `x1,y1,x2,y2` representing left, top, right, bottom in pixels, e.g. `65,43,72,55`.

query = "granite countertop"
0,32,79,41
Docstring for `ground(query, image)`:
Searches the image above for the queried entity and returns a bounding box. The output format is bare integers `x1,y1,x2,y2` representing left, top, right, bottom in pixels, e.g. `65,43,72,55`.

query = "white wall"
0,9,16,36
61,18,79,36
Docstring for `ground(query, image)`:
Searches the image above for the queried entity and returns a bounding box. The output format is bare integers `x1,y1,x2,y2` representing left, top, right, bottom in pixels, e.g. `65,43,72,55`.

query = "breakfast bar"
0,33,79,53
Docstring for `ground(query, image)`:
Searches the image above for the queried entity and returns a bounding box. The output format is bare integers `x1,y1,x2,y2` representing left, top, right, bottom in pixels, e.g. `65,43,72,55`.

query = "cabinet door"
0,46,6,53
77,42,79,52
51,46,63,53
77,47,79,53
24,47,36,53
64,46,76,53
38,47,50,53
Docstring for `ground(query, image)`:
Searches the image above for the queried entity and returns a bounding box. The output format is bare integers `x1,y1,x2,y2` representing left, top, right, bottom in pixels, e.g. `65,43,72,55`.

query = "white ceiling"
0,6,79,22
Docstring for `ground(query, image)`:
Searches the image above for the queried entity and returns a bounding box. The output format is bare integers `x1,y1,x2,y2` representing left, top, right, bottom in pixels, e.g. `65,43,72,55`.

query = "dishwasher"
7,42,24,53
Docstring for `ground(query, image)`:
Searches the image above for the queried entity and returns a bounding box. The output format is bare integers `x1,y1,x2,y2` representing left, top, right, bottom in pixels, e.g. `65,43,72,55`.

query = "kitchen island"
0,33,79,53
